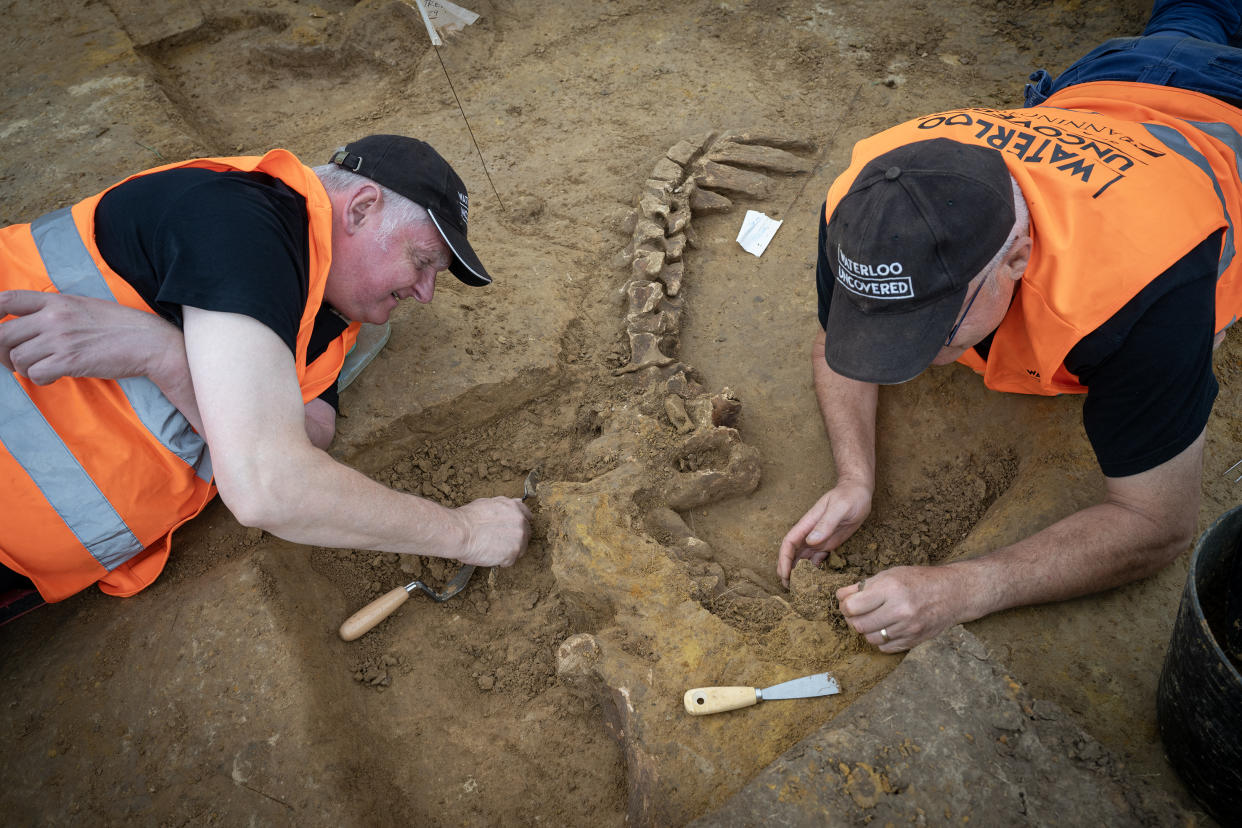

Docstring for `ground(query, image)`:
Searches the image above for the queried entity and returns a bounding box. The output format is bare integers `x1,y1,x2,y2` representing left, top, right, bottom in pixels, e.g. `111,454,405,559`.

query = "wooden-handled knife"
684,672,841,715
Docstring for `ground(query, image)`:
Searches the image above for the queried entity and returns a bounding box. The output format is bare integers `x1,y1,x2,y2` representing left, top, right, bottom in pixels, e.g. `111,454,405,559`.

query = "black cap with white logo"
330,134,492,286
823,138,1014,383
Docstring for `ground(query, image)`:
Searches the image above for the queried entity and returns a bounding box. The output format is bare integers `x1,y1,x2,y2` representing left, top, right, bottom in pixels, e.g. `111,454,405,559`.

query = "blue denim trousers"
1025,0,1242,107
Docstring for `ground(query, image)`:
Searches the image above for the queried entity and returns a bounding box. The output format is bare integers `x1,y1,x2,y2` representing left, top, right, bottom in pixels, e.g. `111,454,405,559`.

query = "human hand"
835,564,974,653
0,289,180,384
453,496,533,567
777,481,872,586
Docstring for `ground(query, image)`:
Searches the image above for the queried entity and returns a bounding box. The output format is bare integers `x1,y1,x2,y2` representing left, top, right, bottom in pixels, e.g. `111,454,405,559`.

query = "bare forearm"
948,498,1193,621
185,307,529,569
837,432,1203,652
229,443,468,556
956,433,1202,618
0,290,206,434
837,496,1195,652
812,328,878,488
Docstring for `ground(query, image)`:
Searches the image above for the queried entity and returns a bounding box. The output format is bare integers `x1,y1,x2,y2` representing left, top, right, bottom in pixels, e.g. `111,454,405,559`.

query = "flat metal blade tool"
684,672,841,715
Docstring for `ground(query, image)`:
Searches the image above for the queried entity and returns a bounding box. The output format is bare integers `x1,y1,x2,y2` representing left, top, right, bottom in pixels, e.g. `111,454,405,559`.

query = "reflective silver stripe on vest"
28,207,211,481
115,374,213,481
1142,121,1236,277
5,208,214,570
0,371,143,570
30,208,120,301
1192,118,1242,276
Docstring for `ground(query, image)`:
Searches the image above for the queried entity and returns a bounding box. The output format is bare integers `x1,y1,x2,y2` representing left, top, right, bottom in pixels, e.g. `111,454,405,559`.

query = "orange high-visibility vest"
825,81,1241,395
0,149,359,601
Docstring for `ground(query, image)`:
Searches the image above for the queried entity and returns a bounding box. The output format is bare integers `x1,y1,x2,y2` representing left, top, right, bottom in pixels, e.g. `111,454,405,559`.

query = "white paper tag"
736,210,782,257
410,0,480,46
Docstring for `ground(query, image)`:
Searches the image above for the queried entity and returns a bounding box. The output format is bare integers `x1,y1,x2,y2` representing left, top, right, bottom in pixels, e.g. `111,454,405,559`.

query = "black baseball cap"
823,138,1014,383
330,135,492,286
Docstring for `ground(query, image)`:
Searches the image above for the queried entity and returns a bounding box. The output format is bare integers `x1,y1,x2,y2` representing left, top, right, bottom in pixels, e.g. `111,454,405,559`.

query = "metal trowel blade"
759,672,841,701
425,564,476,602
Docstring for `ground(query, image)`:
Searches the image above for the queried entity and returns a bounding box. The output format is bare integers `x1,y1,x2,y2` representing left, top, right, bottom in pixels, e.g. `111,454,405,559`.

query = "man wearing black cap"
779,0,1242,652
0,134,530,608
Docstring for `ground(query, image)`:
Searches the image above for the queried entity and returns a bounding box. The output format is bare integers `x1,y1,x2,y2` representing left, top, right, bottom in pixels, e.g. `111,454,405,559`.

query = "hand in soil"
453,496,533,567
777,481,873,586
836,564,976,652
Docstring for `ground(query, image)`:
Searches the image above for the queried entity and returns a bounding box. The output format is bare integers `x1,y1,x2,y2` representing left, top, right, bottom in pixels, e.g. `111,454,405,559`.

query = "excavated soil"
2,0,1238,824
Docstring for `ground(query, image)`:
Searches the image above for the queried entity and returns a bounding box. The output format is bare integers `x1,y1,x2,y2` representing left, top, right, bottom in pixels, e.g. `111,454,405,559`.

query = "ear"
1002,233,1032,282
342,183,382,235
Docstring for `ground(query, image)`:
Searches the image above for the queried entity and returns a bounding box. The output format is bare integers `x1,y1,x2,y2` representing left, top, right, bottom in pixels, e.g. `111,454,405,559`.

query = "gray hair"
313,159,432,250
980,176,1031,278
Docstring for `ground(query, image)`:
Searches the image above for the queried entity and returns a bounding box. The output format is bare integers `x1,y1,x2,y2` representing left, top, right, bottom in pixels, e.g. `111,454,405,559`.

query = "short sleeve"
149,175,310,353
815,202,834,329
95,168,348,404
95,168,311,354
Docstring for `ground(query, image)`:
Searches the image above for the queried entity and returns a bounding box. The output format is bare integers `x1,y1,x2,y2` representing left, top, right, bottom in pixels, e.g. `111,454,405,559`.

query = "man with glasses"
778,0,1242,651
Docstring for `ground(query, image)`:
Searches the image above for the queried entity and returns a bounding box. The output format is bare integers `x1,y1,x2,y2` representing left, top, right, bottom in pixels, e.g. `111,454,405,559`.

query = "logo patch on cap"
835,246,912,299
457,191,469,223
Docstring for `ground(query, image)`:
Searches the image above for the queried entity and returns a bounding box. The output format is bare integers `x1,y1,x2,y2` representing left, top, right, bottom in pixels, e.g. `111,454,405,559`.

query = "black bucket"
1156,505,1242,823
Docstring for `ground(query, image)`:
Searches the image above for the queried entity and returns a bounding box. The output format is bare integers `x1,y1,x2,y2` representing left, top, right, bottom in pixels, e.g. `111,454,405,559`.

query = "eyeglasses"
943,274,988,347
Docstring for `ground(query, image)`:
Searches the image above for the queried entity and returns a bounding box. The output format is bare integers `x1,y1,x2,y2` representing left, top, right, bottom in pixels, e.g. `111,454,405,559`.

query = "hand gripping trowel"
338,469,539,641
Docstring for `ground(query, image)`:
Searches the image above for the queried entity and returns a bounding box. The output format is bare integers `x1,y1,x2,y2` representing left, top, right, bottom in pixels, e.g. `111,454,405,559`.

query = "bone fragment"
693,161,773,198
639,192,671,221
707,140,813,174
718,131,817,152
631,248,665,279
660,261,684,297
664,233,687,263
650,157,685,184
666,139,699,167
689,187,733,214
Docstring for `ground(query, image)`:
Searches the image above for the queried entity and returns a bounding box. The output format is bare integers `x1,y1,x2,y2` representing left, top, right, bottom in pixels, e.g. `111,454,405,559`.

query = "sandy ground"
2,0,1238,824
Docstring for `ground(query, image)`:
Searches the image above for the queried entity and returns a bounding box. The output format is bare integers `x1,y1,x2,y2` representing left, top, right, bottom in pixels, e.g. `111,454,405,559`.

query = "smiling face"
324,185,452,324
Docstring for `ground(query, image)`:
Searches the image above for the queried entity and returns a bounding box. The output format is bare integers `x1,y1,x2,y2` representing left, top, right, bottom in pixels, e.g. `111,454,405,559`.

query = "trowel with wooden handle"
683,672,841,715
338,469,540,642
338,564,476,641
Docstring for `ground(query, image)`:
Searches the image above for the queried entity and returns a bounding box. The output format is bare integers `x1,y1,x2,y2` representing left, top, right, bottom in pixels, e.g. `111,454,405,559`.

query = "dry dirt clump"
305,407,586,696
835,449,1020,574
788,559,858,623
350,650,408,689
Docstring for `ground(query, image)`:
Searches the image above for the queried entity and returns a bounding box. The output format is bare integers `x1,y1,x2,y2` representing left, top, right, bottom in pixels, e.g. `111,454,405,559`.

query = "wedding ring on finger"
880,627,890,644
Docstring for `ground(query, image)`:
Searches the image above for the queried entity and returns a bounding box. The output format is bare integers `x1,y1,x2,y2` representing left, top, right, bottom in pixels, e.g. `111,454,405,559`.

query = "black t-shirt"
93,168,348,409
815,206,1220,478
